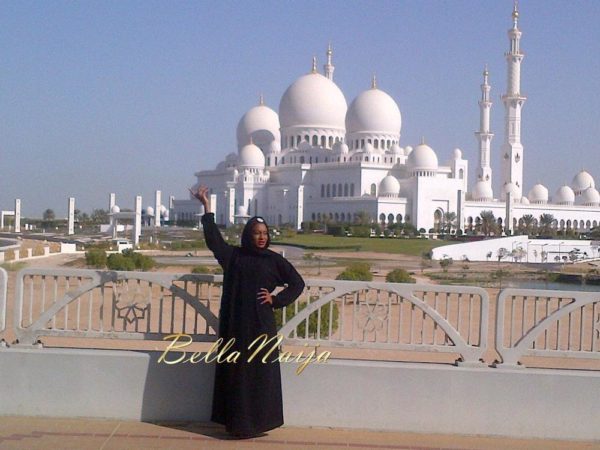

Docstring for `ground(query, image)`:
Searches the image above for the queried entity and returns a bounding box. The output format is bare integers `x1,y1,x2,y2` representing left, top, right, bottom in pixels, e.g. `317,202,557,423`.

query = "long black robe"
201,213,305,436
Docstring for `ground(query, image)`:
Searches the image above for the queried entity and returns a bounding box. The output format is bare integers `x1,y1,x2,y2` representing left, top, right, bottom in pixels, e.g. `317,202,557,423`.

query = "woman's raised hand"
189,185,210,212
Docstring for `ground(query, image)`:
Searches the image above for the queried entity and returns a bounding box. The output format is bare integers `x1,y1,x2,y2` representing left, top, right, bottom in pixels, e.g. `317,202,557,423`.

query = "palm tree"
539,213,556,236
520,214,535,235
442,212,457,234
479,210,497,236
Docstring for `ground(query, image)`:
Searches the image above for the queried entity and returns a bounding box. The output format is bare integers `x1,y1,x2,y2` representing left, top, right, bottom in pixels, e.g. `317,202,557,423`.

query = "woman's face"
251,223,268,249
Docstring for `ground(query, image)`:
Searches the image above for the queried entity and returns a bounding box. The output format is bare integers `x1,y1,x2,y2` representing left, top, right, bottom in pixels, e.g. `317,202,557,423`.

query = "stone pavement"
0,417,598,450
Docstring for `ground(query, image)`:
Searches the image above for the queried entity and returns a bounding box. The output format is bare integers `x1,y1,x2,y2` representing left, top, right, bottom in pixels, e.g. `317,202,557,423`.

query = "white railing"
495,288,600,368
279,281,490,366
13,268,222,346
8,267,600,370
0,268,7,334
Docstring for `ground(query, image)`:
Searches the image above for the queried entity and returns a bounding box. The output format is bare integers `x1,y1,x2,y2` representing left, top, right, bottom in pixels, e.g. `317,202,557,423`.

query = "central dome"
279,72,347,130
346,87,401,135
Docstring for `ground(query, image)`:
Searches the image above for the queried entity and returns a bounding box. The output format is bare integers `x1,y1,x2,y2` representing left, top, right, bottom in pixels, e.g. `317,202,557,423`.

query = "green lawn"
272,234,448,256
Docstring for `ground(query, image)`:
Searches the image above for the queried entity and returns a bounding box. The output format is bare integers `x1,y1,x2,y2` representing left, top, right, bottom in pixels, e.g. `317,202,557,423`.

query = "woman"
190,186,305,438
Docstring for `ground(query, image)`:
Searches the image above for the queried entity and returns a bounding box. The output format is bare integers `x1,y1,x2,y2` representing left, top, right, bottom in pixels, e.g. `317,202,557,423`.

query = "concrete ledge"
1,348,599,440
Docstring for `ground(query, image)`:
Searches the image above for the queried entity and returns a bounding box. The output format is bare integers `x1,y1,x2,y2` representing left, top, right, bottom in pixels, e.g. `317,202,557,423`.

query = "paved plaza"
0,417,598,450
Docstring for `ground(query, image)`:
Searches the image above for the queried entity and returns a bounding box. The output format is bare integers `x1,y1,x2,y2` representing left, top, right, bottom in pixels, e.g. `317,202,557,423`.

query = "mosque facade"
173,4,599,234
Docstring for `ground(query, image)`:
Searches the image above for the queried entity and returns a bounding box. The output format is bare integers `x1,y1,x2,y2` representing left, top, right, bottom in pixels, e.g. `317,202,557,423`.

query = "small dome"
236,103,280,150
580,187,600,206
111,205,121,214
404,145,413,156
453,148,463,160
572,170,595,194
279,72,347,130
520,196,530,205
339,142,349,154
379,175,401,197
407,143,438,171
554,185,575,205
238,143,265,168
528,184,549,204
298,141,312,151
471,181,493,202
145,206,155,216
236,205,248,217
267,141,281,154
346,86,401,135
390,143,402,154
364,142,375,153
160,205,168,215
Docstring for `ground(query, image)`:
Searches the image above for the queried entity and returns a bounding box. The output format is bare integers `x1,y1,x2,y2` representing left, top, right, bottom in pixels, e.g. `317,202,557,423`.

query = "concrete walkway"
0,417,598,450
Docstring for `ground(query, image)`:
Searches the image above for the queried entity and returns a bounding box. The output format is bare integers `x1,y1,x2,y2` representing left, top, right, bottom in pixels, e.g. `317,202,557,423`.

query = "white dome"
160,205,168,215
238,143,265,168
279,72,347,130
581,187,600,206
236,103,280,150
503,182,520,199
407,143,438,171
267,140,281,154
145,206,155,216
572,170,595,194
453,148,462,160
554,185,575,205
346,87,401,135
471,181,493,202
528,184,549,204
404,145,413,156
390,143,402,154
236,205,248,217
520,196,530,205
364,142,375,153
111,205,120,214
379,175,400,197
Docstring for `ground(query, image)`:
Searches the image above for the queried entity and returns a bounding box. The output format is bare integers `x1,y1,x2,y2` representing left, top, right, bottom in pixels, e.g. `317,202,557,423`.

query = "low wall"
1,347,598,441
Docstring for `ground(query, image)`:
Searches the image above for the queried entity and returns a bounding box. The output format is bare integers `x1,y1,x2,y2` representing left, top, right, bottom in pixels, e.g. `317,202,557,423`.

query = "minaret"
475,66,494,189
323,43,334,80
501,1,526,200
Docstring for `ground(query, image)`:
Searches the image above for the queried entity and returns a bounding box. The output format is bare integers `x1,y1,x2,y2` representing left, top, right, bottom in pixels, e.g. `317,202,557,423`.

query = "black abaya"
201,213,305,436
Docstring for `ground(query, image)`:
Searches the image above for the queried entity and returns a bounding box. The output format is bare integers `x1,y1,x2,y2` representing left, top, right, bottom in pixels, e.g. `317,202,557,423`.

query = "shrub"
107,250,155,271
107,253,136,271
336,262,372,281
386,268,416,283
274,299,339,339
439,257,453,272
191,265,211,274
85,248,107,268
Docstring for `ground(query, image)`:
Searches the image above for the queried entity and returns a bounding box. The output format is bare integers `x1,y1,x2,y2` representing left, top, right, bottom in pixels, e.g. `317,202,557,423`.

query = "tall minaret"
323,43,334,80
475,66,494,189
501,1,526,200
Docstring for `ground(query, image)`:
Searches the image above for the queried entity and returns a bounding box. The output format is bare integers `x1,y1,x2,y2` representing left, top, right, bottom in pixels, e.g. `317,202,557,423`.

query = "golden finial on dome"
371,73,377,89
483,64,489,76
421,136,426,145
259,93,264,105
311,56,317,73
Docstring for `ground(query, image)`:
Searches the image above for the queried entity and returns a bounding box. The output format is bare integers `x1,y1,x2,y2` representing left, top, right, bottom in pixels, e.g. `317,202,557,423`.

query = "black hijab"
240,216,271,254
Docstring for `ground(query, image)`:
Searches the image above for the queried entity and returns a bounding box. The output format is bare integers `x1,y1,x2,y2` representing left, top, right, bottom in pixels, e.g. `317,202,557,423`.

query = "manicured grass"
273,234,448,256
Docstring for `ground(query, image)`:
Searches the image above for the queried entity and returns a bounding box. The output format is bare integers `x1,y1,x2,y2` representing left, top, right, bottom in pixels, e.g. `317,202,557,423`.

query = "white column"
475,67,494,190
296,185,304,230
109,193,116,211
14,199,21,233
133,196,142,246
67,197,75,235
227,187,235,226
154,190,161,227
210,194,218,221
456,190,465,233
505,191,513,235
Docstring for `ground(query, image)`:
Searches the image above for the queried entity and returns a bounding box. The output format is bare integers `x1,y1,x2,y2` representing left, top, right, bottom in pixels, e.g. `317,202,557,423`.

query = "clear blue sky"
1,0,599,218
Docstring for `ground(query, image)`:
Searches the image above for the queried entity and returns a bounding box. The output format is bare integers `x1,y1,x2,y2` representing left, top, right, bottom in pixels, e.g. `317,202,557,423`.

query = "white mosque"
173,4,599,234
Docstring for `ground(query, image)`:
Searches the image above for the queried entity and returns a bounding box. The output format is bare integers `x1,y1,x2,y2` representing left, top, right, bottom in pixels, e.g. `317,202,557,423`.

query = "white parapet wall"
1,347,599,441
432,236,600,263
